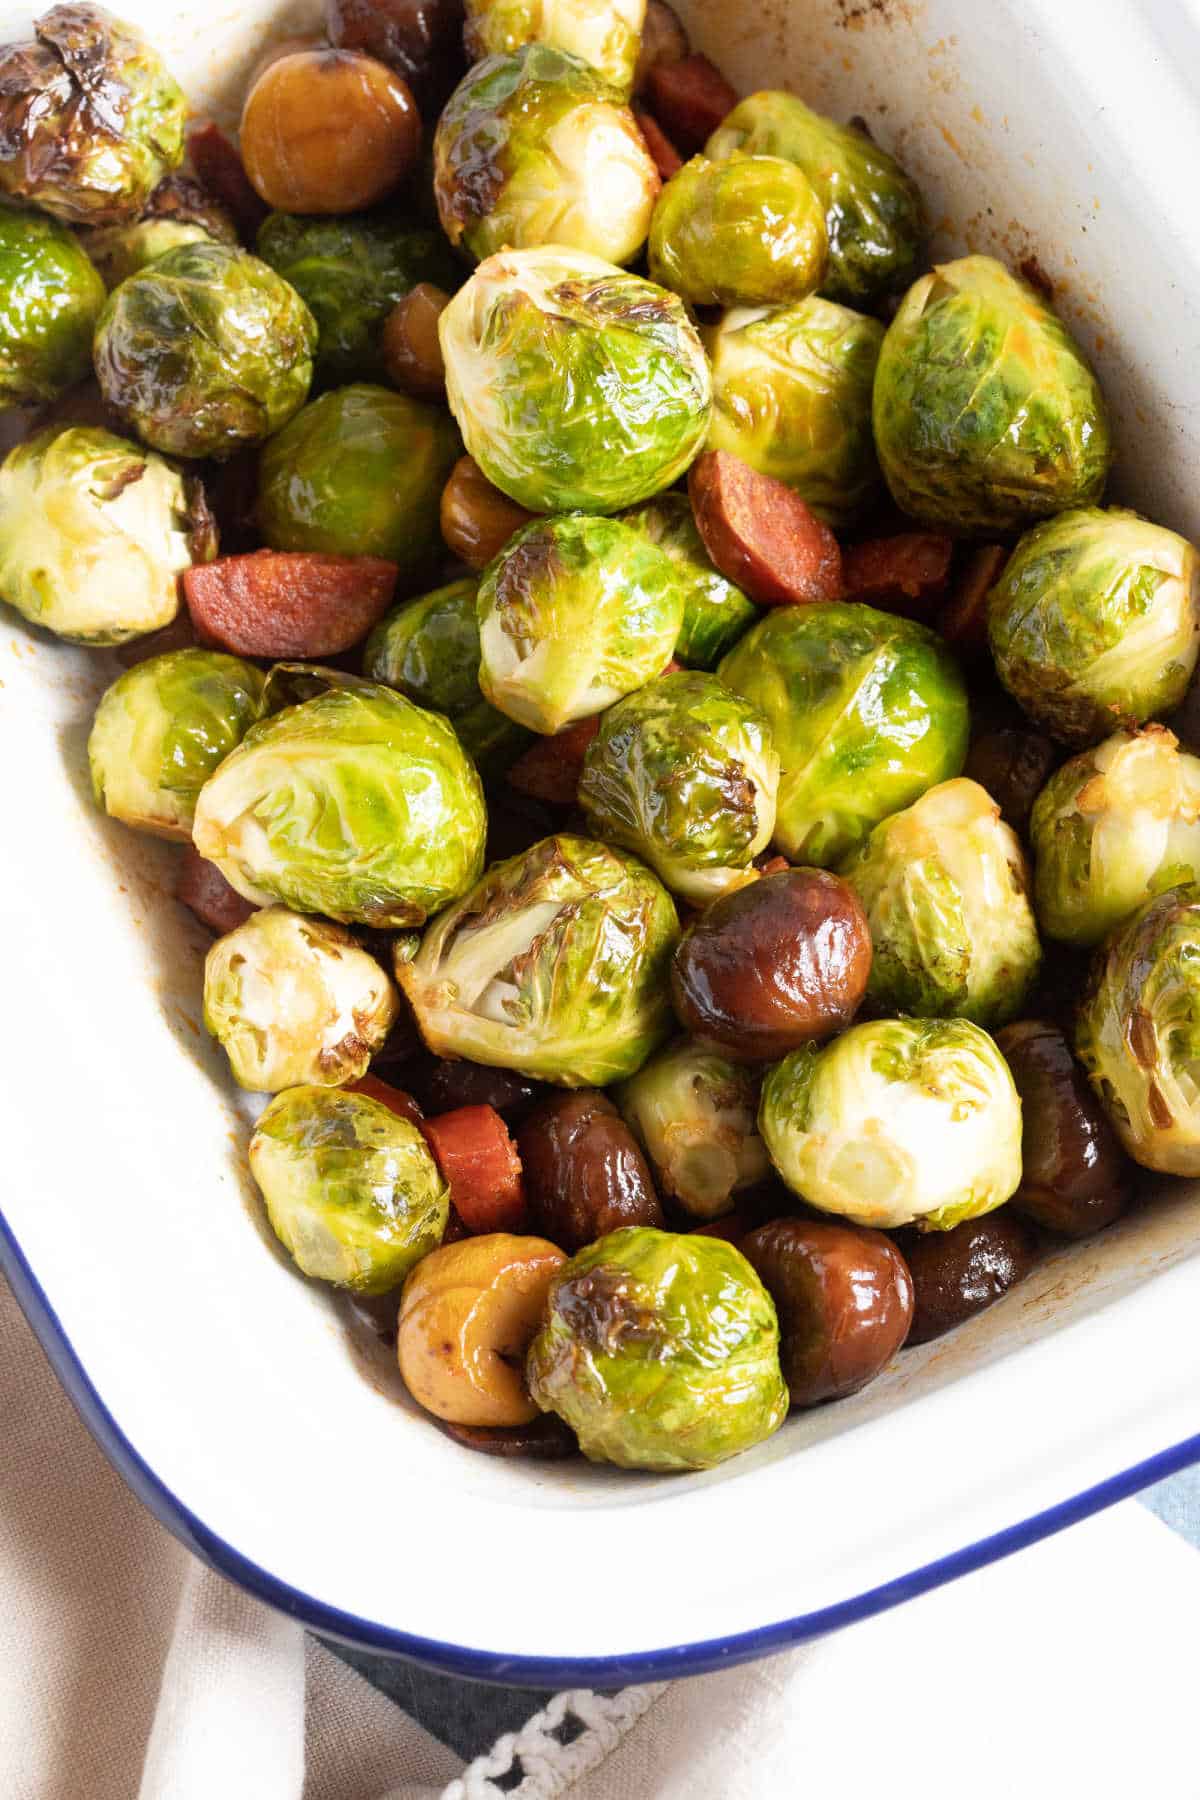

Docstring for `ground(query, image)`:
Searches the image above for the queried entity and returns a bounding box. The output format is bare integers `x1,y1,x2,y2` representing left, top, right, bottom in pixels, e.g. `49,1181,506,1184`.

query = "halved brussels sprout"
463,0,646,93
0,208,105,404
648,155,827,308
873,256,1111,533
1031,727,1200,947
88,649,267,840
249,1086,448,1292
759,1018,1023,1231
83,172,239,287
718,602,969,865
0,5,186,226
578,670,779,901
257,383,460,581
0,425,213,644
192,682,487,927
94,240,317,460
840,778,1041,1027
703,298,883,526
476,514,685,734
204,907,398,1092
616,1040,769,1217
526,1225,788,1469
434,46,659,266
706,91,924,306
619,492,756,668
398,834,679,1087
439,245,711,513
988,507,1200,747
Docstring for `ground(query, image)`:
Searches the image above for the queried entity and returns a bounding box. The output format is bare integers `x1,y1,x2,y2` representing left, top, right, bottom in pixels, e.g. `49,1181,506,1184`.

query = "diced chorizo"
644,54,737,155
940,543,1008,654
842,532,953,620
634,110,684,180
186,122,269,243
176,845,257,935
506,717,601,806
183,551,398,658
688,450,844,607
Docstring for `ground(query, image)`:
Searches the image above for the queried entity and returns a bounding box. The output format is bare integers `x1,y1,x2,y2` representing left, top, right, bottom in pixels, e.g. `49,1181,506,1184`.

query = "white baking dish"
3,0,1200,1685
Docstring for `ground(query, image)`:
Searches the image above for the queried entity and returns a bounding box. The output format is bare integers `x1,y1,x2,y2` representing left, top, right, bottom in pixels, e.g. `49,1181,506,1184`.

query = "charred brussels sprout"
526,1225,788,1470
88,648,267,840
434,46,659,266
648,155,827,308
463,0,646,93
719,602,969,865
191,682,487,927
83,173,239,287
249,1087,448,1292
579,671,779,902
619,492,755,668
94,241,317,460
0,425,212,644
0,208,105,404
439,245,711,514
0,5,186,226
988,508,1200,747
398,834,679,1087
706,91,924,307
703,298,883,527
873,256,1111,533
759,1018,1023,1231
476,514,685,734
204,907,398,1092
616,1041,769,1217
840,778,1041,1027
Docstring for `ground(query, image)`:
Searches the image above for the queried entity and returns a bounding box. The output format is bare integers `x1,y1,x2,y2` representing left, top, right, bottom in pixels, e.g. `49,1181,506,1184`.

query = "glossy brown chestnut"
899,1212,1038,1346
382,282,449,397
327,0,466,109
996,1019,1132,1237
440,455,534,572
439,1414,578,1459
413,1057,547,1125
517,1092,664,1253
964,728,1057,836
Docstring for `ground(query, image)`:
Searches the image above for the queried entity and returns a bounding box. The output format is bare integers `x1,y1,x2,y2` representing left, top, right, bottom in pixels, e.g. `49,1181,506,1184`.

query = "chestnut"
440,455,534,572
898,1212,1039,1345
964,727,1058,836
517,1092,664,1252
382,282,450,398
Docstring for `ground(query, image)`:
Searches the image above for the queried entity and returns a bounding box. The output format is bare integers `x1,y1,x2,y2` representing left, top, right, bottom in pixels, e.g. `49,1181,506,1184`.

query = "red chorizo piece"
422,1104,528,1234
346,1074,425,1129
175,845,257,935
183,551,398,658
842,532,953,621
688,451,844,607
940,543,1008,655
634,110,684,180
506,716,601,806
186,122,269,242
644,54,736,155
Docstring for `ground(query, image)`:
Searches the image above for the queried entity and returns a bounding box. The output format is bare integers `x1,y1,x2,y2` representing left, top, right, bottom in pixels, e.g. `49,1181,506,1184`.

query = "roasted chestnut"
327,0,465,110
996,1019,1132,1237
899,1212,1039,1346
440,454,534,572
382,282,449,398
411,1057,546,1124
517,1091,664,1252
964,727,1058,836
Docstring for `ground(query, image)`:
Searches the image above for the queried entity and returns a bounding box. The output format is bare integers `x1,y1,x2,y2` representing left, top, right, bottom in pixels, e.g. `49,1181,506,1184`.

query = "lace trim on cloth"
437,1683,668,1799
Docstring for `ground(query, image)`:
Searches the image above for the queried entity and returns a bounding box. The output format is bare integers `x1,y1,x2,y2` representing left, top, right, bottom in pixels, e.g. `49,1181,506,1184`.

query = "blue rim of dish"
4,1210,1199,1688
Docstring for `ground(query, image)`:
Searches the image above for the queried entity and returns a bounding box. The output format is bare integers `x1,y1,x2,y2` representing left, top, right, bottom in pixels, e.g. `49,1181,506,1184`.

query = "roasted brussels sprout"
619,492,756,668
873,256,1111,533
204,907,398,1092
0,425,212,644
256,212,458,384
988,508,1200,747
476,515,685,734
718,602,969,865
840,777,1041,1028
191,682,487,927
94,241,317,460
439,245,711,513
397,834,679,1086
702,298,883,526
526,1225,788,1470
463,0,646,93
706,91,924,306
82,173,239,287
249,1086,448,1292
759,1017,1023,1231
0,208,105,404
257,383,460,581
88,648,267,840
0,5,186,226
1075,884,1200,1174
578,671,779,901
434,46,659,266
648,155,827,308
616,1040,769,1217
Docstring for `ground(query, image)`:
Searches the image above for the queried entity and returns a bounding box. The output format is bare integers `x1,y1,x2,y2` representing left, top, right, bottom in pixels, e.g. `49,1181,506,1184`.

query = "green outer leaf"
0,208,105,404
462,0,644,93
648,155,827,309
618,492,756,667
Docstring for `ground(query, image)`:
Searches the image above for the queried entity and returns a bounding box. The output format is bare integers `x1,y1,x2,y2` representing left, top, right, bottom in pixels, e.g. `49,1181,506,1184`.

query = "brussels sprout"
463,0,646,93
257,384,460,581
191,682,487,927
249,1086,448,1292
434,46,658,267
702,298,884,527
648,155,827,309
578,671,779,901
619,492,756,668
439,245,711,514
873,256,1111,534
616,1040,769,1217
0,425,213,644
476,515,685,734
759,1018,1023,1231
256,212,458,385
988,508,1200,748
706,91,924,307
364,577,529,766
398,834,679,1086
204,907,398,1092
82,172,238,287
94,241,317,460
840,778,1041,1028
88,649,267,840
526,1225,788,1470
719,602,969,865
1030,726,1200,948
0,5,186,227
0,208,105,405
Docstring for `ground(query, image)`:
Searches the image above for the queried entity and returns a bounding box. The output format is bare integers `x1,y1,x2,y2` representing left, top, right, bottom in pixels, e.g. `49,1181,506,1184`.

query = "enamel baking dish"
4,0,1200,1686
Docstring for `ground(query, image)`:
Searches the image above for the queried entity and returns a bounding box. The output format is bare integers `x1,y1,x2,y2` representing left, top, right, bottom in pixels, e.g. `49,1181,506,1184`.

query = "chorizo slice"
183,551,398,658
940,543,1008,654
644,54,737,154
688,450,844,607
842,532,953,619
634,110,684,180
